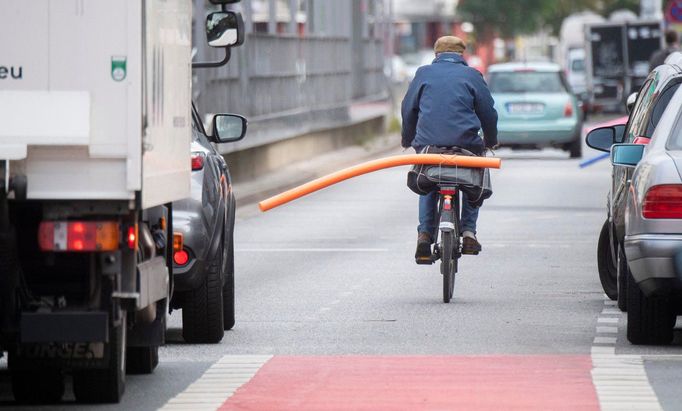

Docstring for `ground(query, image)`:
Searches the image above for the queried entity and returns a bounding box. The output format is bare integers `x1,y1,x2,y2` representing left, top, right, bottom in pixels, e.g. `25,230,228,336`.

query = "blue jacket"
401,53,498,153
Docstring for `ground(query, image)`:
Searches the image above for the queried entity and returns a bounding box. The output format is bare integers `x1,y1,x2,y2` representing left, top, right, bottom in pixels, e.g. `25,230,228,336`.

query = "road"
3,120,682,409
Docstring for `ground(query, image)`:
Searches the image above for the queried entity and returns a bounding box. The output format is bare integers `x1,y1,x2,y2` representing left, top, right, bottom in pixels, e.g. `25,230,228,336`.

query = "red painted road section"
220,356,599,411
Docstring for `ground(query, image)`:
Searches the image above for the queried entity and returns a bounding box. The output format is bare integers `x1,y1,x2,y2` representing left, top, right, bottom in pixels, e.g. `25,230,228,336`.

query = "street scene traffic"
3,0,682,409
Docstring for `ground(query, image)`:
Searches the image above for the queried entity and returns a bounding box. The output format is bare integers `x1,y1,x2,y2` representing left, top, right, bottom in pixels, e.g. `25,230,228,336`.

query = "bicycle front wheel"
440,231,456,303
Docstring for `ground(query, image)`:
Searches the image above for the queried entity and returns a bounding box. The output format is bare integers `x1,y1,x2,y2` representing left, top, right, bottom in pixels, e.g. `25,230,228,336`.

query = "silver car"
618,85,682,345
170,105,246,344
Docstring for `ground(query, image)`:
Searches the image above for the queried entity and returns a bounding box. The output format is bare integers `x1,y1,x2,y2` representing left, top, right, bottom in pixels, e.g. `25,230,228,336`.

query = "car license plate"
507,103,544,115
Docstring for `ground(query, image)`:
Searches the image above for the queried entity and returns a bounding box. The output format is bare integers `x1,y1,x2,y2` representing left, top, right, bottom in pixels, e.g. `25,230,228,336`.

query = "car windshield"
489,71,566,93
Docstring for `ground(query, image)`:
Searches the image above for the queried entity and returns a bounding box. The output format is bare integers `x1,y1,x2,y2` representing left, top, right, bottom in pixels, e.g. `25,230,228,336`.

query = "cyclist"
401,36,498,261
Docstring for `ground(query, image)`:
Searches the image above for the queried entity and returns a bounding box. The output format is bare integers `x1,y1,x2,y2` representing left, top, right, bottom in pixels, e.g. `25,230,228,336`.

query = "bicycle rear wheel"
440,231,456,303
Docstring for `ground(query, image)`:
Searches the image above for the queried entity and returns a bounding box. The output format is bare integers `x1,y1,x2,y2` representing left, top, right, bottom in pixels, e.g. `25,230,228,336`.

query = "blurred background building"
192,0,392,181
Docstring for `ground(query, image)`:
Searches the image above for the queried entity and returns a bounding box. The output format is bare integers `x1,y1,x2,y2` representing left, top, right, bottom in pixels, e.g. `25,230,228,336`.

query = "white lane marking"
591,298,663,411
598,317,620,324
594,336,618,344
236,248,389,252
159,355,271,411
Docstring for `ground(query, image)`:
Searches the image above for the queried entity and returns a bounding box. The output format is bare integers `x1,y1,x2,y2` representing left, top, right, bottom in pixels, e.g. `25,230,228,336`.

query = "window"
649,82,682,134
488,71,566,94
571,59,585,73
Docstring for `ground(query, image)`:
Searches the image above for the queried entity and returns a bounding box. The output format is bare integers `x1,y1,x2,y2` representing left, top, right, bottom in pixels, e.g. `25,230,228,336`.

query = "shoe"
462,235,482,255
415,232,433,263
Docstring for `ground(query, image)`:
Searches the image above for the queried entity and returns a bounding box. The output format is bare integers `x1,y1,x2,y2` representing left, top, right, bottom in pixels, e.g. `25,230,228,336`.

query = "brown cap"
434,36,466,54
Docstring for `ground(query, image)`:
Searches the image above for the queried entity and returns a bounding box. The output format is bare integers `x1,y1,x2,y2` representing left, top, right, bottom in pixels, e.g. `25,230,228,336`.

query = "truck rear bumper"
20,311,108,343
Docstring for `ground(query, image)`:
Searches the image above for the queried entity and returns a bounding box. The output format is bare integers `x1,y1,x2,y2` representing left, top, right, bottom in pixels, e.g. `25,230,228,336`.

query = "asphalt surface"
2,117,682,409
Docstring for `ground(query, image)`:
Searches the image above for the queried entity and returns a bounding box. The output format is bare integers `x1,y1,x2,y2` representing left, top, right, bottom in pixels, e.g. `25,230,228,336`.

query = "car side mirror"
611,144,645,167
586,126,616,152
212,114,247,143
626,92,638,114
206,11,245,48
613,124,626,143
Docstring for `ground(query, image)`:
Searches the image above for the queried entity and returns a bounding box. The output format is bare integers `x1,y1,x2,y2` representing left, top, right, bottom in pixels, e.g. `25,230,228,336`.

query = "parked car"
587,53,682,309
487,62,583,157
170,104,247,344
614,84,682,344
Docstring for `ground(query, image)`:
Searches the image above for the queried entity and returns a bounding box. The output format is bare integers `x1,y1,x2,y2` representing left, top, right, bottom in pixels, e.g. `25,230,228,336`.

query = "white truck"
0,0,243,403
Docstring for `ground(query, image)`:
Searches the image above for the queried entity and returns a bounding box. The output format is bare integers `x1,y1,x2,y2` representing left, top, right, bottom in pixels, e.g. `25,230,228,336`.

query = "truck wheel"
568,134,582,158
182,244,225,343
617,246,628,312
223,234,235,331
73,319,126,403
626,271,675,345
126,345,159,375
10,354,64,404
597,220,617,300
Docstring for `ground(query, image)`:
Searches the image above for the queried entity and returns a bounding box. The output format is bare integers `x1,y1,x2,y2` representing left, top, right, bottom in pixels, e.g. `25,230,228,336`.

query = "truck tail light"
191,152,205,170
38,221,120,252
642,185,682,219
127,224,138,250
563,101,573,117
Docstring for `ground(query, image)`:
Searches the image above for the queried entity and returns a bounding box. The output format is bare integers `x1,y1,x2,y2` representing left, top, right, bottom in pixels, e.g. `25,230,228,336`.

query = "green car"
488,62,583,158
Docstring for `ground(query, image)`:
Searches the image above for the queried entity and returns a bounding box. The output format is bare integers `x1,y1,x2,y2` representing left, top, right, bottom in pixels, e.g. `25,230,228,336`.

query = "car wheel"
626,270,675,345
182,242,225,344
617,245,628,312
568,133,582,158
597,220,618,300
223,233,235,330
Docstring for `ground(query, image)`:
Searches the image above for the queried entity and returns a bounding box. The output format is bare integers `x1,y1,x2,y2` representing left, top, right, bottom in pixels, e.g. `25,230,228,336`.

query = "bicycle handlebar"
259,154,502,212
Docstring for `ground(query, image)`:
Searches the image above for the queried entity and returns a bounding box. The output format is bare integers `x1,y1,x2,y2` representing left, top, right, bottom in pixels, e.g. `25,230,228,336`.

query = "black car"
169,104,246,343
587,52,682,310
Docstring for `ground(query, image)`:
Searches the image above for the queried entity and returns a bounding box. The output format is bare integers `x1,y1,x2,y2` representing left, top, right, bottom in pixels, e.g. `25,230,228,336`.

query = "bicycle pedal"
415,257,434,265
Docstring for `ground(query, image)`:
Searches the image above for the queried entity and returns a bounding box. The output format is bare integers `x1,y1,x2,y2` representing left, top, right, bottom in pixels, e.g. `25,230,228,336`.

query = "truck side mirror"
212,114,247,143
206,11,245,48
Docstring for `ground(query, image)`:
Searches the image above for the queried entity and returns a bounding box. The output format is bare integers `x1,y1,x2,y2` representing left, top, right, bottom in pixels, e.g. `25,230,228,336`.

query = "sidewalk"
233,132,401,217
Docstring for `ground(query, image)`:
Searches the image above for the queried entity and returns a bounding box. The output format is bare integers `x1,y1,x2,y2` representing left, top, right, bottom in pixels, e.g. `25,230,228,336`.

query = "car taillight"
563,101,573,117
632,136,650,145
173,249,190,266
642,185,682,219
38,221,120,252
191,152,205,171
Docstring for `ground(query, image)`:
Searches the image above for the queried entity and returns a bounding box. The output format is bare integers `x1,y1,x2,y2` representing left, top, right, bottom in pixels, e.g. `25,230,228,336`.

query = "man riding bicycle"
401,36,498,261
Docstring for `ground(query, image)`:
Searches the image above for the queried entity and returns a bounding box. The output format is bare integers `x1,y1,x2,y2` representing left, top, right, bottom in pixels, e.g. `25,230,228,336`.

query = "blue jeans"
418,191,479,238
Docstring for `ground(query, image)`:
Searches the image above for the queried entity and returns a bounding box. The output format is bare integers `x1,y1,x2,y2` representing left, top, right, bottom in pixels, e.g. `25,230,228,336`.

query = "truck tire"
597,220,618,301
223,235,235,331
73,319,126,403
10,353,64,404
626,271,675,345
182,244,225,343
126,345,159,375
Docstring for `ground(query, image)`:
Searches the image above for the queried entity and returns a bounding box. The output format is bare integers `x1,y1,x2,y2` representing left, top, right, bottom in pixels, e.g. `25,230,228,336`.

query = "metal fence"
192,0,390,152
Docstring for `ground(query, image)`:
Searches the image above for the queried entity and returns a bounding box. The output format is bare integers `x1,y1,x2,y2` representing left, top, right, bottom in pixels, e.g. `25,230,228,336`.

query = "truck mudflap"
113,256,169,310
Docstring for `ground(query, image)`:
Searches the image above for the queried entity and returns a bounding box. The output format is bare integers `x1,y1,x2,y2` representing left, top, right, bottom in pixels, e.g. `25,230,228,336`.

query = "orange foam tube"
258,154,501,212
